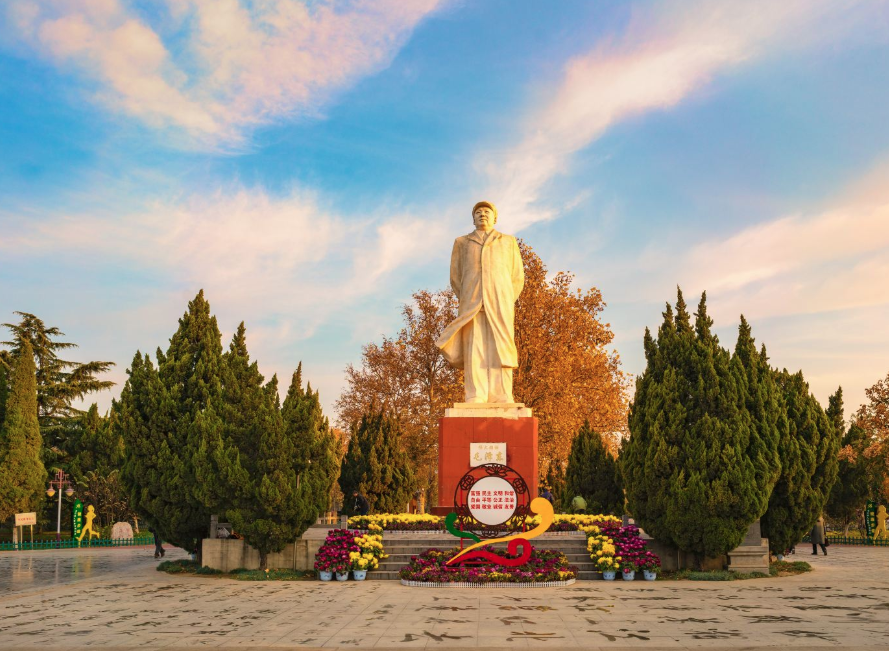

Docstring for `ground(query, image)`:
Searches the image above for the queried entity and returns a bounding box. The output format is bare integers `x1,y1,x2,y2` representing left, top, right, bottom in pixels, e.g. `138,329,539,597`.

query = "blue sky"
2,0,888,424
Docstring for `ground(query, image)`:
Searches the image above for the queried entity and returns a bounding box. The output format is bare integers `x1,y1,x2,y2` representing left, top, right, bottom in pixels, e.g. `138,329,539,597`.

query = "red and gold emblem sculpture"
445,463,554,566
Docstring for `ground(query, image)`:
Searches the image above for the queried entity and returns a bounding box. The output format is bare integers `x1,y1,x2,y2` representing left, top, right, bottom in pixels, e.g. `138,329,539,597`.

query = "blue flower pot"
602,571,616,581
643,570,657,581
319,571,333,581
353,570,367,581
622,570,635,581
336,572,350,581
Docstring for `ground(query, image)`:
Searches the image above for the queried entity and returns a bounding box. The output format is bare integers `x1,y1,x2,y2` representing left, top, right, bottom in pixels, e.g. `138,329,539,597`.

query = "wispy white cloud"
483,0,886,231
678,162,889,322
0,184,457,335
0,183,459,414
4,0,445,146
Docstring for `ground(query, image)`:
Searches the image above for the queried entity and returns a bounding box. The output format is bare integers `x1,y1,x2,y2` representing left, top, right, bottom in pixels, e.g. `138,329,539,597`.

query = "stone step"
366,571,401,581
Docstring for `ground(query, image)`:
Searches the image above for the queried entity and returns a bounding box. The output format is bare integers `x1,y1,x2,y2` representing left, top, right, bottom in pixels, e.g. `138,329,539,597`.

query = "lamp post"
46,469,75,543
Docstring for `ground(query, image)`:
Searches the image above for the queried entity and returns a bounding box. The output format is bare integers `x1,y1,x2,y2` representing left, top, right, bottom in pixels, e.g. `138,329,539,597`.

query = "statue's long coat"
436,229,524,368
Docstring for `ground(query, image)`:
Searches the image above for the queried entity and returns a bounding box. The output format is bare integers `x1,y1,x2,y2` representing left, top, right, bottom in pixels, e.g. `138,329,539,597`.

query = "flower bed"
585,522,660,577
314,529,386,575
347,513,444,532
398,547,577,586
347,512,623,532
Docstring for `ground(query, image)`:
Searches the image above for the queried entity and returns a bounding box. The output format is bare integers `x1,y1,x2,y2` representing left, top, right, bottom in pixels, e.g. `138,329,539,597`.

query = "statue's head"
880,505,887,515
472,201,497,232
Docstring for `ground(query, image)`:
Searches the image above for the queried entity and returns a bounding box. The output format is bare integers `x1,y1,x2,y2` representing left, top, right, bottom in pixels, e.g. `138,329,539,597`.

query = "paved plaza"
1,544,888,650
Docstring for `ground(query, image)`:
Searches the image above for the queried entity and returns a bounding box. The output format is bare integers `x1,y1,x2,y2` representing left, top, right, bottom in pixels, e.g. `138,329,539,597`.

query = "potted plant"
621,560,637,581
351,555,370,581
596,555,619,581
315,556,333,581
315,529,362,582
639,552,660,581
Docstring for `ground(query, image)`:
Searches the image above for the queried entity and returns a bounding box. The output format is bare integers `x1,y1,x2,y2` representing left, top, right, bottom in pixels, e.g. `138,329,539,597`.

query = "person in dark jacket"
810,515,827,555
540,487,554,505
352,491,370,516
149,526,165,559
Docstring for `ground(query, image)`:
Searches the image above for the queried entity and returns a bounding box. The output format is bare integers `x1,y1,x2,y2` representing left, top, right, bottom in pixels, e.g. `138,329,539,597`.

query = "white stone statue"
436,201,524,404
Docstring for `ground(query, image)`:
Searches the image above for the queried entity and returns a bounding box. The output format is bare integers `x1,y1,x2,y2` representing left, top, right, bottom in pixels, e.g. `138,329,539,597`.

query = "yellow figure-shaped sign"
78,505,100,545
876,505,888,539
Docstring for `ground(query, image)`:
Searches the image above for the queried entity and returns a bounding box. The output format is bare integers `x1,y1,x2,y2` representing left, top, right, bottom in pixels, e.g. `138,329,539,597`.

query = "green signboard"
865,500,877,540
72,499,83,541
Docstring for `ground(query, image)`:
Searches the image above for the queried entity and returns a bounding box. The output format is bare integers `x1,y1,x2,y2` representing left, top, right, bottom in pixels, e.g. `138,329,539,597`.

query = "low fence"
801,534,889,547
0,536,155,551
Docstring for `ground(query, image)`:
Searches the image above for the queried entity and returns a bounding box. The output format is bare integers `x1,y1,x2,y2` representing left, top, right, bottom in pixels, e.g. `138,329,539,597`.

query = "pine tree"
0,340,47,522
563,422,623,515
119,291,225,555
622,290,779,562
1,312,114,440
339,409,414,514
760,377,841,553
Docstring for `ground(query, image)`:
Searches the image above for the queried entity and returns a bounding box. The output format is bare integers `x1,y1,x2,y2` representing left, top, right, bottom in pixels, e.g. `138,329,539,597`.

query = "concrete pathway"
0,544,887,650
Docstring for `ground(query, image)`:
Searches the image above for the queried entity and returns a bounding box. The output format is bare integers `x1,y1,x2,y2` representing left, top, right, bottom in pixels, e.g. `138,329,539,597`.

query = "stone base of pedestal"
436,413,538,514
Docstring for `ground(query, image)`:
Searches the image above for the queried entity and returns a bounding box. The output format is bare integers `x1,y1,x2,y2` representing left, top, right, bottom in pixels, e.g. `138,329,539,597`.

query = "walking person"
811,515,827,555
149,526,165,559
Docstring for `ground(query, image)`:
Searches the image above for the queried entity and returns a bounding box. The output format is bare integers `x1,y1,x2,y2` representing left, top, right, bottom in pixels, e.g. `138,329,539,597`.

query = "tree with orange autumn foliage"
513,240,628,466
851,370,889,500
336,242,628,499
335,290,463,498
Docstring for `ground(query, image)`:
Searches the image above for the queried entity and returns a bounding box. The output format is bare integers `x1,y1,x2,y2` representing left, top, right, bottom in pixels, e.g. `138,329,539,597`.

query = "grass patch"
658,561,811,581
770,560,813,577
157,559,202,574
229,568,315,581
157,560,312,580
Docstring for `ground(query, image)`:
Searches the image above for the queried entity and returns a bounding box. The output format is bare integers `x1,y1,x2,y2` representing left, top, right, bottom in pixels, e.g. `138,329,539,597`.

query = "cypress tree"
339,409,414,514
205,324,339,569
826,393,869,535
623,290,777,562
761,377,841,552
216,327,287,570
119,291,225,555
563,422,623,515
0,364,8,429
732,318,782,510
281,364,339,534
68,404,125,480
0,340,47,522
545,460,566,512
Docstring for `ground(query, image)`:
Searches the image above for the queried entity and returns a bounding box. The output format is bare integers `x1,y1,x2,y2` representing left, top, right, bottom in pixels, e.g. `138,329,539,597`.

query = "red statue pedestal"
434,404,538,515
